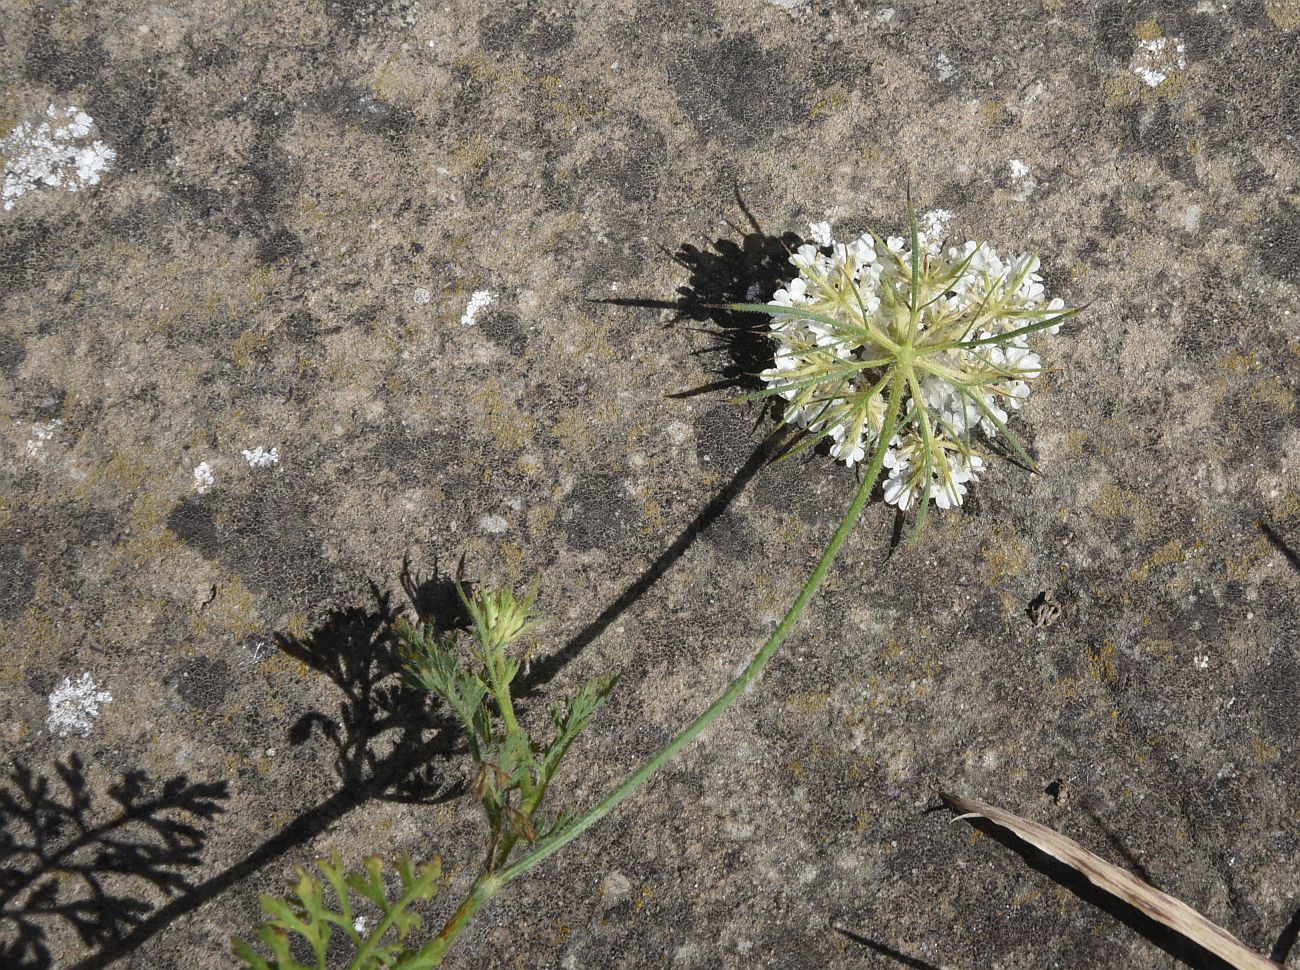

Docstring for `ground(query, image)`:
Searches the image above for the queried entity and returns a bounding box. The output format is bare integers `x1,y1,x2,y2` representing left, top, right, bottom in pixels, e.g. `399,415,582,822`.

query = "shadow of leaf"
0,754,227,970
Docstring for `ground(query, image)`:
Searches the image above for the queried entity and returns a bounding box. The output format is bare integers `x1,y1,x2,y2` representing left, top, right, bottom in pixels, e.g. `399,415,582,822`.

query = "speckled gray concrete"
3,1,1299,968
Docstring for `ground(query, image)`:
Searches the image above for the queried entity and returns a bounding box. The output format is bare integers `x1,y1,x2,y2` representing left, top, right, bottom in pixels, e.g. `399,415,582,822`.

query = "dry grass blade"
940,792,1282,970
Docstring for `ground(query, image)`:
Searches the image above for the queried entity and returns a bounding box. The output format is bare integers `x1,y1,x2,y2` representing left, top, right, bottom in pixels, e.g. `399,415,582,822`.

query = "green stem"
490,378,905,890
420,874,499,965
426,378,904,963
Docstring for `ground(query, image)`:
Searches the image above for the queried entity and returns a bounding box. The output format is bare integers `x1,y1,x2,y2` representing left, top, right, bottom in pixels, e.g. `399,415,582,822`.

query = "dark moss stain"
580,112,667,206
2,505,118,619
323,0,388,36
699,505,756,561
668,34,802,144
166,480,353,604
167,497,221,559
478,309,529,356
692,405,762,477
169,655,233,710
562,473,638,551
20,9,108,90
1120,100,1195,185
1092,1,1141,59
319,85,417,147
0,332,27,373
478,2,575,57
1261,199,1300,283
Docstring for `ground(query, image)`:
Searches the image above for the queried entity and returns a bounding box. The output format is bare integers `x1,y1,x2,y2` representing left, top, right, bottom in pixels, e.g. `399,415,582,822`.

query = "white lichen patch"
1130,37,1186,88
193,460,215,492
935,52,955,81
2,105,116,212
412,286,431,306
478,513,508,534
47,672,112,738
23,418,61,459
1008,159,1037,200
242,445,279,468
460,289,492,325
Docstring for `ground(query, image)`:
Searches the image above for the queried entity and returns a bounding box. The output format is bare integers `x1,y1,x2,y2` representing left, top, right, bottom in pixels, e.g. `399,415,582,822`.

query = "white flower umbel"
732,203,1078,525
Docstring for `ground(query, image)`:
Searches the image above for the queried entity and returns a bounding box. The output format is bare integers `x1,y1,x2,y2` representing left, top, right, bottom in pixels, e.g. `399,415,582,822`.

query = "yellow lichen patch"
369,51,437,111
117,496,187,566
632,884,653,913
1247,376,1295,412
1223,536,1272,583
285,612,310,641
539,74,612,126
231,328,269,368
1062,429,1088,455
0,605,56,685
980,527,1029,586
1135,18,1163,41
1253,736,1281,764
639,496,666,534
785,691,830,715
471,380,537,453
1215,349,1261,374
191,575,261,640
978,101,1013,129
1129,538,1199,582
77,448,153,499
1102,71,1142,109
546,397,611,449
1266,0,1300,30
1086,641,1117,684
1088,482,1153,537
1138,637,1176,660
809,84,848,121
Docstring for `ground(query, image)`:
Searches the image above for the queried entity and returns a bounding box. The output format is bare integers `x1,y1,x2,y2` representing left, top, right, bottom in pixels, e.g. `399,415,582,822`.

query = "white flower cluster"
760,217,1065,511
2,105,116,212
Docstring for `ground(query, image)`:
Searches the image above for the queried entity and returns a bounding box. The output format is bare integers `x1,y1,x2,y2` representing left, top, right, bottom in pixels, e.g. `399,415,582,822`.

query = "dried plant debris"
940,793,1282,970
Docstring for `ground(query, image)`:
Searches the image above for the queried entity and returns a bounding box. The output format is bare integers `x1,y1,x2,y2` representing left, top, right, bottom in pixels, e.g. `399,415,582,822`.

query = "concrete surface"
2,1,1298,968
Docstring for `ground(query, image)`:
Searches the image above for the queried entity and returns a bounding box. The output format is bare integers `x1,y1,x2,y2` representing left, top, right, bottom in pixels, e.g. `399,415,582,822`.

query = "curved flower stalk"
233,201,1080,968
732,203,1079,528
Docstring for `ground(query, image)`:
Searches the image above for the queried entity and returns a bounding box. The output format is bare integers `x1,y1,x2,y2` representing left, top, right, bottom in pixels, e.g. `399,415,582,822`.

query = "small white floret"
807,221,833,247
24,419,62,459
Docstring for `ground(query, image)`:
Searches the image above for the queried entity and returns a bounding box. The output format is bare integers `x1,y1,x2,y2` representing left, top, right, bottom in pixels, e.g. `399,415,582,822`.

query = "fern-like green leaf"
231,853,445,970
